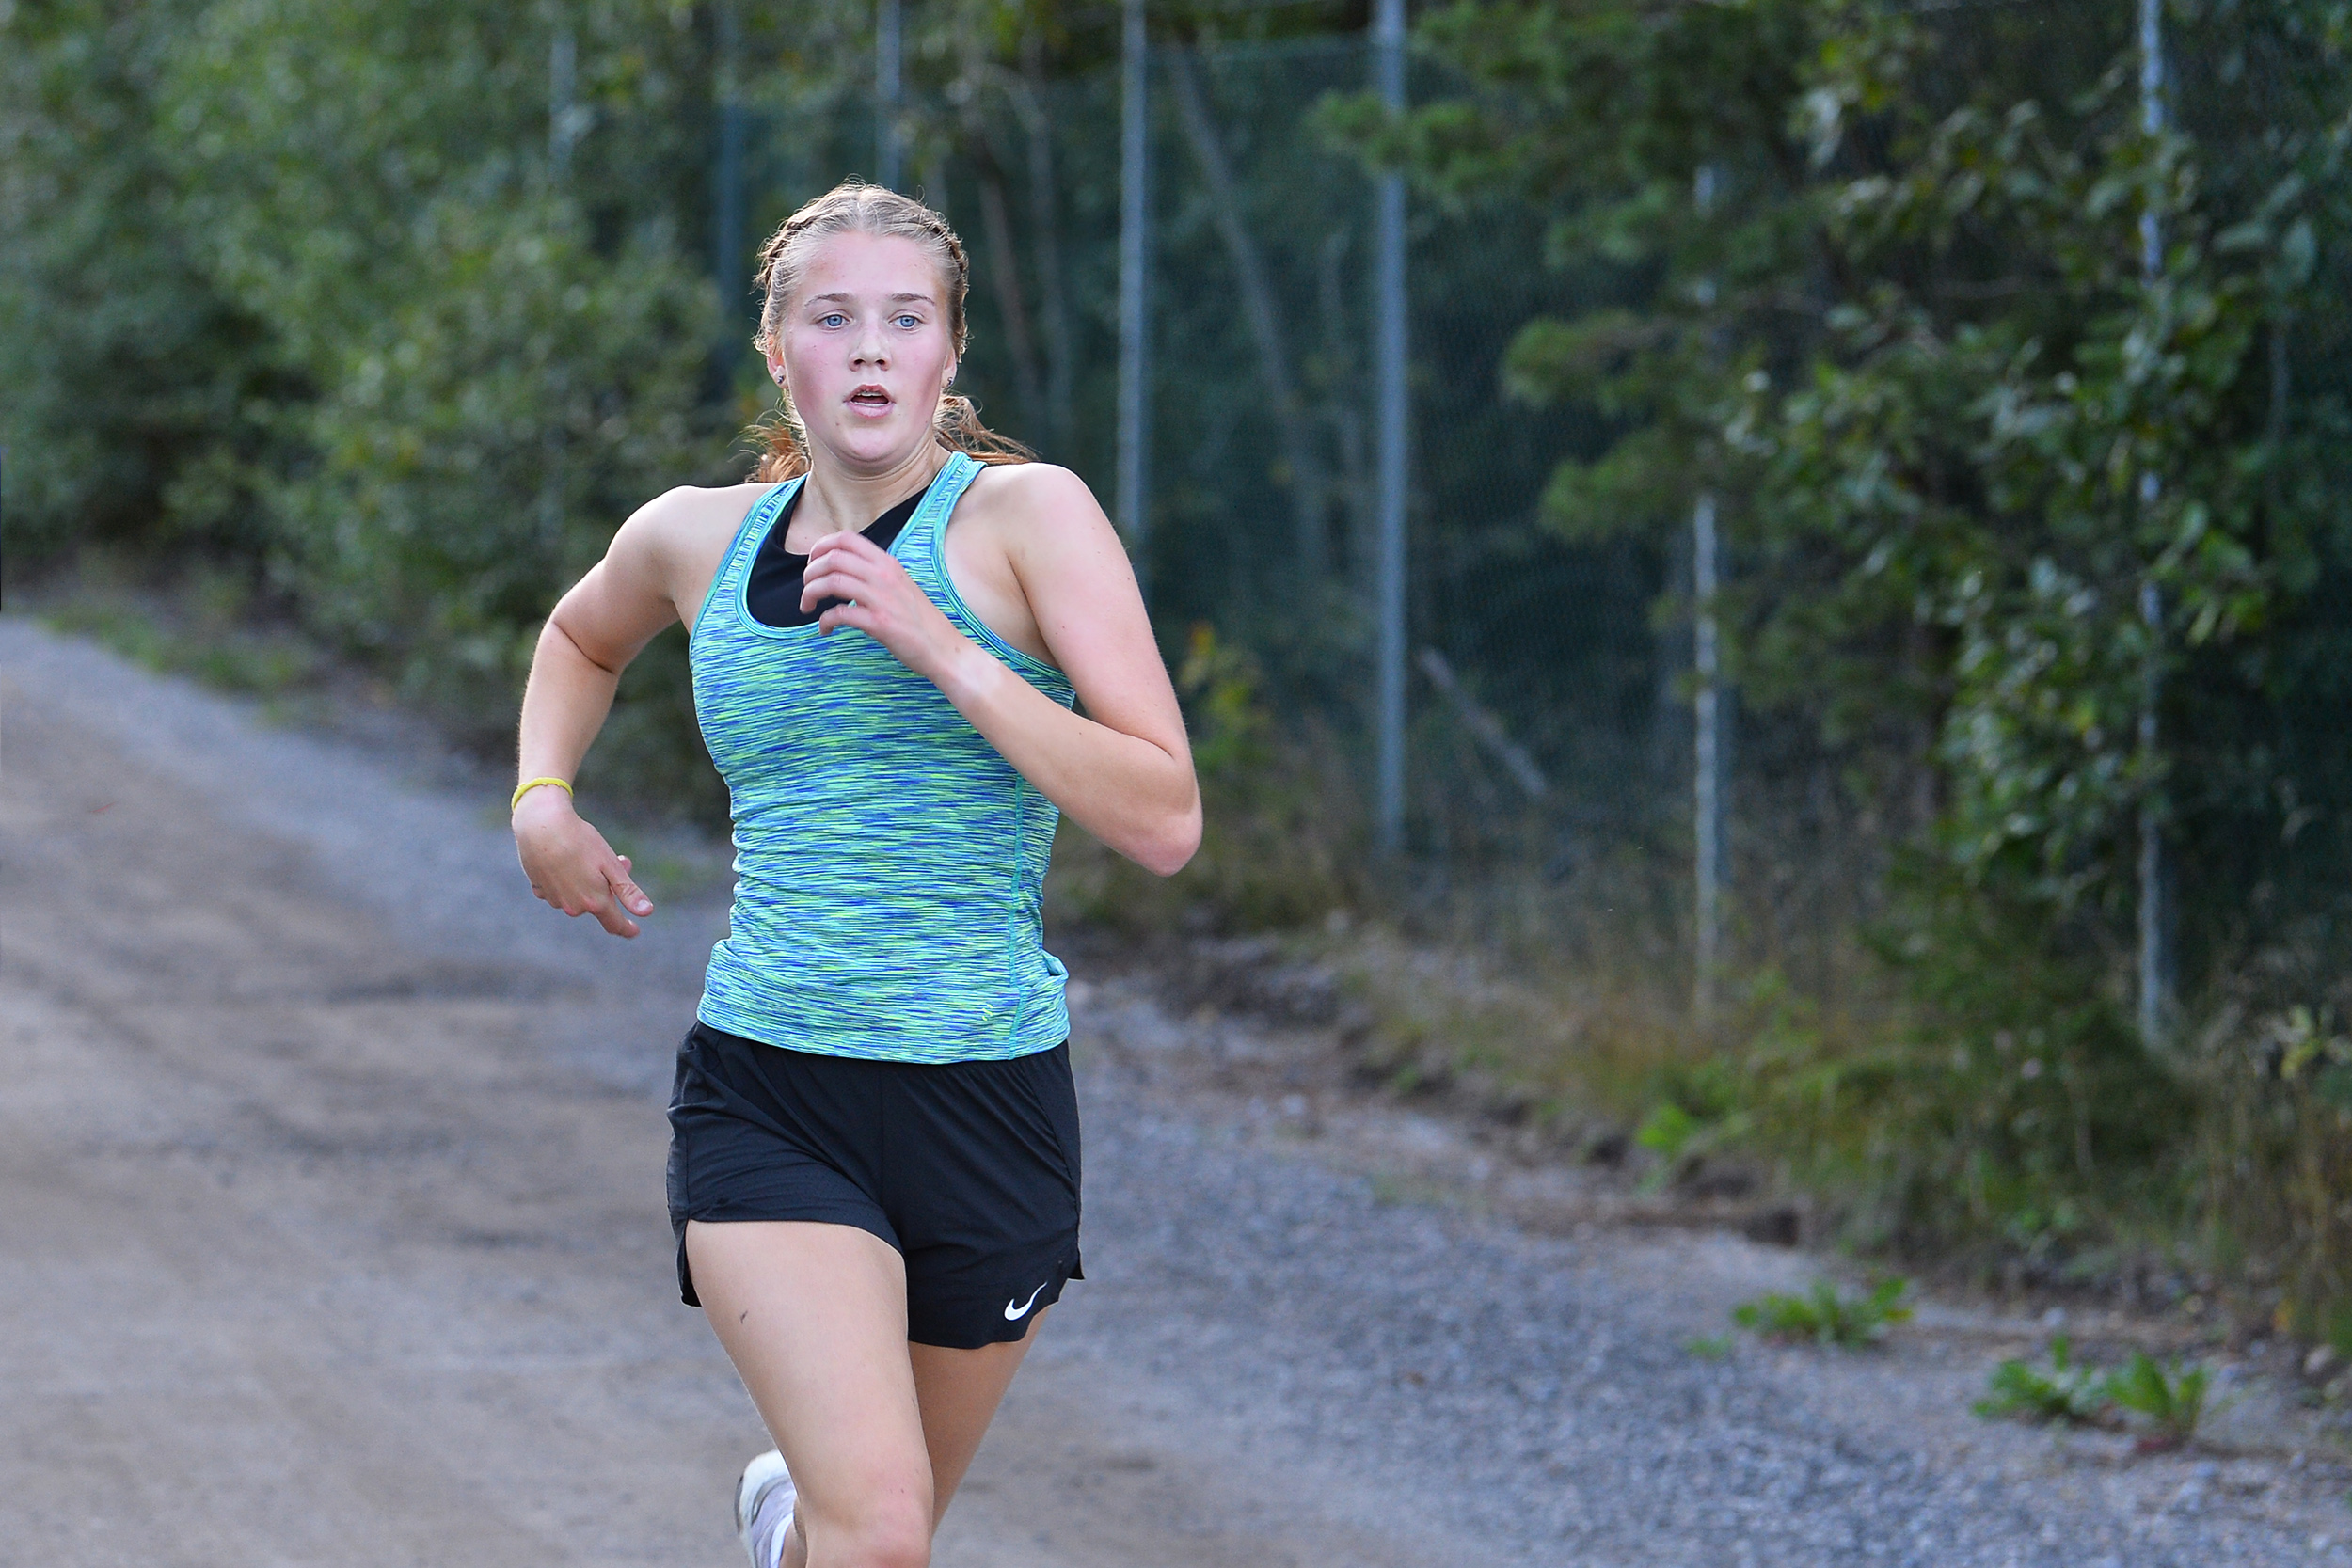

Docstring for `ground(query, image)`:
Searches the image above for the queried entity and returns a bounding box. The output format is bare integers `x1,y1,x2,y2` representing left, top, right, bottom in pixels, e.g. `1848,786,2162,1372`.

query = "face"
768,230,956,472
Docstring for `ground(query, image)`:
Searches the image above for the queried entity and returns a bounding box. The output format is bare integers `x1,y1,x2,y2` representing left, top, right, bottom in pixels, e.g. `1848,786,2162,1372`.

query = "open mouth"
849,385,893,411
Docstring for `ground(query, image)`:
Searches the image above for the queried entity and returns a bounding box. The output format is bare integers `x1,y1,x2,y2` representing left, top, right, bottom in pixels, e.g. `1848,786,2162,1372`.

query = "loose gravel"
8,613,2344,1566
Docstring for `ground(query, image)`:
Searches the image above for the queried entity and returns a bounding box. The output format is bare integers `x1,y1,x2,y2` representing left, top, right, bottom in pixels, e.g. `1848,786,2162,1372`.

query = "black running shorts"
665,1022,1083,1349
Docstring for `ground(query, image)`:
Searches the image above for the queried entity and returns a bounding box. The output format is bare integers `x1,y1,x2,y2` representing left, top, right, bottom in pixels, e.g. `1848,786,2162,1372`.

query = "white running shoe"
735,1449,798,1568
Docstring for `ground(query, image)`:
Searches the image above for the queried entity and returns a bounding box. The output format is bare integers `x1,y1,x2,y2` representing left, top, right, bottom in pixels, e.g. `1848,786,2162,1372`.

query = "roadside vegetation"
9,0,2352,1371
1976,1338,2217,1450
1732,1278,1914,1350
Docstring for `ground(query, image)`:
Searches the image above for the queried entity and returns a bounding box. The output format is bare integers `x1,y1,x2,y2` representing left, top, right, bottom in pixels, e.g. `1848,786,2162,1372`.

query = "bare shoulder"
612,481,774,565
607,481,771,609
958,462,1120,559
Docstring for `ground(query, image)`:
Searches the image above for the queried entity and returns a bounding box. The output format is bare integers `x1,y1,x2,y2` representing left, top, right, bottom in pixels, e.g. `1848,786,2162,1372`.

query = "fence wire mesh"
734,35,1724,974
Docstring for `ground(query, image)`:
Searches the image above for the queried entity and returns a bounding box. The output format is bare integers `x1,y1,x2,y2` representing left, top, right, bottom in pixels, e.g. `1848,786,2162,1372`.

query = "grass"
1633,1058,1752,1193
1329,920,1695,1141
41,572,325,700
1732,1277,1913,1348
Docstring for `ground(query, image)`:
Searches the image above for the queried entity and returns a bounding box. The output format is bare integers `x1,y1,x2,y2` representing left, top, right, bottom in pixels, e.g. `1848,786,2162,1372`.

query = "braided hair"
750,181,1033,482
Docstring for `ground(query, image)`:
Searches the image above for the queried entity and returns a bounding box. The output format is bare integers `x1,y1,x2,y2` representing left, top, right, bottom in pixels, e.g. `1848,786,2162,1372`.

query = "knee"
816,1501,931,1568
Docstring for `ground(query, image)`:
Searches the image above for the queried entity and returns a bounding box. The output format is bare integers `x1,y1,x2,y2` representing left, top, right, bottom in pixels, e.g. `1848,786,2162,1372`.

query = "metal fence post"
2137,0,2173,1045
1372,0,1408,856
876,0,902,190
1117,0,1152,593
1692,164,1725,1022
1693,492,1724,1022
712,3,745,322
548,23,580,182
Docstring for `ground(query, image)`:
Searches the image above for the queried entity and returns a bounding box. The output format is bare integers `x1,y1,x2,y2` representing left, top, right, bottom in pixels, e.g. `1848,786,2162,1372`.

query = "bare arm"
512,490,709,936
799,466,1200,874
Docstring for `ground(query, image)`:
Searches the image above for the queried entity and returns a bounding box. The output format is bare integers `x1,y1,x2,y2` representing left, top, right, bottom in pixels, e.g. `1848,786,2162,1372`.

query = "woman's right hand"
513,788,655,938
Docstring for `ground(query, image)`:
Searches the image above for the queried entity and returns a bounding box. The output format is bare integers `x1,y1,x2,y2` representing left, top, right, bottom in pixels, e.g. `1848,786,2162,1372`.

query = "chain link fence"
733,33,1736,978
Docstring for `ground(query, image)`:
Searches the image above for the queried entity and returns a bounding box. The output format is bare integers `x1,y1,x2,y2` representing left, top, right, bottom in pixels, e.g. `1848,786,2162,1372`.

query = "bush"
1049,625,1360,935
262,200,720,737
1634,1056,1749,1192
0,0,282,566
2195,967,2352,1347
1735,861,2194,1260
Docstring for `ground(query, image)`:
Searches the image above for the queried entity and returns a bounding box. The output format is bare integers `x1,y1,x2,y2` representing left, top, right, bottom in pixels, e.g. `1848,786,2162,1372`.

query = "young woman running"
510,182,1200,1568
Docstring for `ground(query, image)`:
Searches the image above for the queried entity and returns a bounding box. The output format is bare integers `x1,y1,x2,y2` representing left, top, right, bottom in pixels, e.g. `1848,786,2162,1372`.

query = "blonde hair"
750,181,1033,482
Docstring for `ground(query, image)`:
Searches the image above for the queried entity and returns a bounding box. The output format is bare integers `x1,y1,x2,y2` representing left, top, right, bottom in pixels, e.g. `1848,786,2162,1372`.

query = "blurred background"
8,0,2352,1350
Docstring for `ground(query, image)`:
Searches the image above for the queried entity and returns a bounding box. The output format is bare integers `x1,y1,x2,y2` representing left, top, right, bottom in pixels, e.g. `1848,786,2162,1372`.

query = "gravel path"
5,614,2345,1566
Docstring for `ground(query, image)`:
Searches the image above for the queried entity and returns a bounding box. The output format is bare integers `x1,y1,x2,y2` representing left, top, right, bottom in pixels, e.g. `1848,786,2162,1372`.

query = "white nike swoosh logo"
1003,1282,1049,1321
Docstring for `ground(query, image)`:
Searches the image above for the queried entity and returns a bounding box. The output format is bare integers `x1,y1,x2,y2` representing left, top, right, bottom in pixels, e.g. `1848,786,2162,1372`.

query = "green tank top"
688,453,1077,1062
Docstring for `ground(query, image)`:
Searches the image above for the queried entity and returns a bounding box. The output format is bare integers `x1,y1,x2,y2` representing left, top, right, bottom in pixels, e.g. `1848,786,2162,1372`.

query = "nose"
851,316,891,369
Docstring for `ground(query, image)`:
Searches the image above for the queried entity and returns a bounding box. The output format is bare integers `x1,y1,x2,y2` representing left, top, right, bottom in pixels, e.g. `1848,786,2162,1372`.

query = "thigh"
667,1026,900,1307
686,1220,933,1550
908,1312,1042,1518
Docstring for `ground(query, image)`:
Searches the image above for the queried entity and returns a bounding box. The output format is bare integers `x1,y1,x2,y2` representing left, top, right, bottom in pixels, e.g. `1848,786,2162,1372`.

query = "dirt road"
0,622,1502,1568
4,617,2346,1566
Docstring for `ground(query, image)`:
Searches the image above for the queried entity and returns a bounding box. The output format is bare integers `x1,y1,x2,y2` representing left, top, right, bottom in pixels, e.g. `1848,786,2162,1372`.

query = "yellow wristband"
511,776,575,813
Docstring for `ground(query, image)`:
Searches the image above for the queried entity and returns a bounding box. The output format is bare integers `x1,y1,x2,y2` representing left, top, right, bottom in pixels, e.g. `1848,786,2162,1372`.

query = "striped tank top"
688,452,1077,1063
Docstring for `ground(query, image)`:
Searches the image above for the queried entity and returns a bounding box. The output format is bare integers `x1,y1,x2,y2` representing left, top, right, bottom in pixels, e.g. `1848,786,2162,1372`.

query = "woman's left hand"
800,531,971,682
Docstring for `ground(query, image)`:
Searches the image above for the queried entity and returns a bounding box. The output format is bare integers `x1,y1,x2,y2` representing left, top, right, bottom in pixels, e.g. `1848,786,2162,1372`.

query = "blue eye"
819,313,847,328
895,314,920,329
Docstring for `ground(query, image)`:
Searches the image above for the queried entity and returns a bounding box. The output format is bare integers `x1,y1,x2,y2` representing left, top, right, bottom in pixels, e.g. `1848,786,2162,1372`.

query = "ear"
765,347,786,386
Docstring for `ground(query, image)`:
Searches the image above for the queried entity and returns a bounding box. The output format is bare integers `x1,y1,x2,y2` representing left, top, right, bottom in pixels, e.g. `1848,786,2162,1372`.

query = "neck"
796,440,948,536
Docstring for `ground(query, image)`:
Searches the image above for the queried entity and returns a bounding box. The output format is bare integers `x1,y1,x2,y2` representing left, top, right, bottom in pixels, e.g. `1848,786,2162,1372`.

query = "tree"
1341,0,2352,1248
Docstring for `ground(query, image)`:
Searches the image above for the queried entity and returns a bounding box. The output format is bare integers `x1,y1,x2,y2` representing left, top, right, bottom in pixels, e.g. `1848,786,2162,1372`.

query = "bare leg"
910,1312,1041,1517
686,1221,1044,1568
689,1221,931,1568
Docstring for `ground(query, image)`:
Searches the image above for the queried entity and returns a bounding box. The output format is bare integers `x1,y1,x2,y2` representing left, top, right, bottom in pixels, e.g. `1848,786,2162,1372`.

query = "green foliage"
272,203,715,725
1971,1337,2211,1444
1975,1336,2112,1425
1683,1334,1734,1360
42,589,322,698
1356,0,2342,924
0,0,282,562
5,0,736,800
1634,1056,1750,1192
1731,863,2193,1255
2101,1351,2213,1449
1732,1276,1913,1349
155,0,726,743
1048,624,1359,934
2195,980,2352,1353
1327,0,2352,1307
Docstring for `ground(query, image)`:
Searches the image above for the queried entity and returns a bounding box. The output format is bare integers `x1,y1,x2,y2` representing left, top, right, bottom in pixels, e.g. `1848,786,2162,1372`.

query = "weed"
1683,1334,1734,1360
1732,1277,1912,1348
1974,1336,2111,1424
2101,1351,2212,1450
1634,1057,1751,1192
